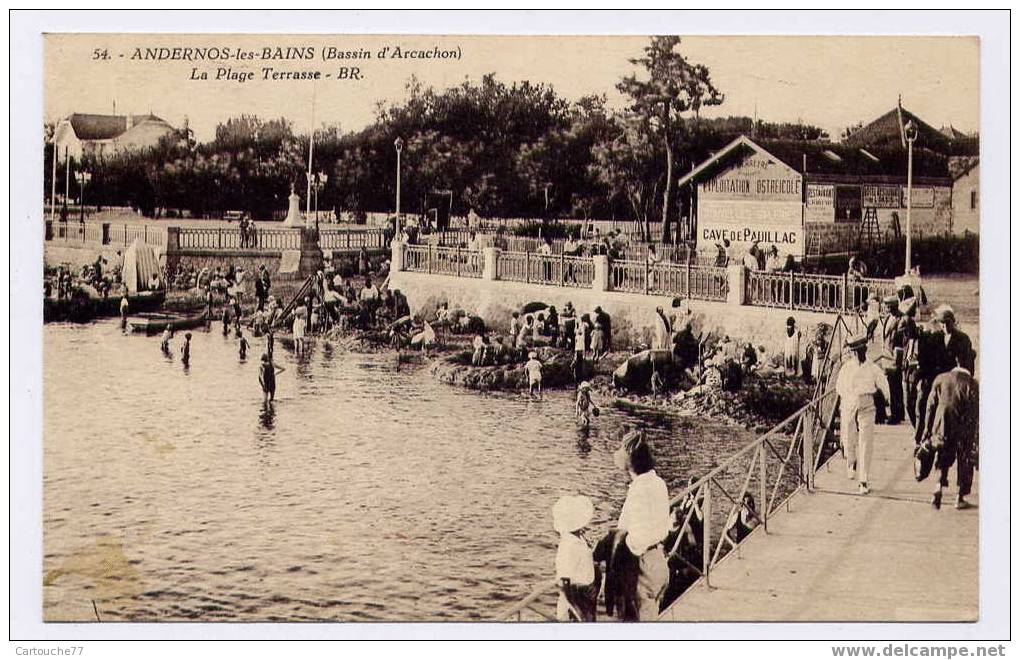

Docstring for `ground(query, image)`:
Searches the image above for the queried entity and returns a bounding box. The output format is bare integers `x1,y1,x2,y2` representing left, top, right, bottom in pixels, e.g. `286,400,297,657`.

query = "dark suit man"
923,358,979,510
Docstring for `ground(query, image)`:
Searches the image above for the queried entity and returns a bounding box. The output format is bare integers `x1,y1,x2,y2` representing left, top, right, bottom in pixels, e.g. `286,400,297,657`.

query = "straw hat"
579,381,591,390
553,495,595,534
528,351,538,359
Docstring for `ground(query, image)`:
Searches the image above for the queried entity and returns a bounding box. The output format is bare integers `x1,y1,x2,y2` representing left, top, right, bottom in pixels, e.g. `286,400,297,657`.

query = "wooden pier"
659,422,978,622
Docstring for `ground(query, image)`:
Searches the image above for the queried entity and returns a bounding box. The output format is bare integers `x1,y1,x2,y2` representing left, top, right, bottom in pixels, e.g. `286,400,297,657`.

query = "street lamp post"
394,137,404,236
904,120,918,275
313,171,328,230
78,171,92,224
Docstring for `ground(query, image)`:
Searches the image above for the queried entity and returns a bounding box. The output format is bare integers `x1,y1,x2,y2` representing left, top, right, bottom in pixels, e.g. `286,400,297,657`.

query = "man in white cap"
613,430,671,619
553,495,597,621
836,333,891,495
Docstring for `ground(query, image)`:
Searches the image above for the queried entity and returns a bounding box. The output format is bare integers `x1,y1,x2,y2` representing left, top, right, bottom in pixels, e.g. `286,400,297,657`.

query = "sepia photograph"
10,9,1011,647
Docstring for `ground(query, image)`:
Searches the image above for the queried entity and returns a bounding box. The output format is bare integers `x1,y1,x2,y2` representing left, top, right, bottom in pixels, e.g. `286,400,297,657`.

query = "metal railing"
319,229,386,251
496,311,860,622
176,227,304,251
746,271,897,314
45,221,165,247
404,244,484,278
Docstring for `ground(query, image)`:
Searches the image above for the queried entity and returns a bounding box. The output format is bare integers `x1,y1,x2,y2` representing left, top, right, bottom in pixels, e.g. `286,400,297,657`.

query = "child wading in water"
259,353,285,403
180,332,192,367
238,329,250,361
160,327,173,354
575,381,599,427
525,351,543,399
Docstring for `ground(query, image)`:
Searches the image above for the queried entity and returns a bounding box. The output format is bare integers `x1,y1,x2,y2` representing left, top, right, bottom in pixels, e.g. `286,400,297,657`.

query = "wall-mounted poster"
902,186,936,208
835,185,862,223
862,185,902,208
805,184,835,222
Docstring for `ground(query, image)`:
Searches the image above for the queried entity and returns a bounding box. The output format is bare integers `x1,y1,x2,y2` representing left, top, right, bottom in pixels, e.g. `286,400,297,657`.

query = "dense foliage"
45,38,832,231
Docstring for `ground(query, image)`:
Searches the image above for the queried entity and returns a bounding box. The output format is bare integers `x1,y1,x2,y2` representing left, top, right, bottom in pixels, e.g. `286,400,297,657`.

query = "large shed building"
678,134,954,260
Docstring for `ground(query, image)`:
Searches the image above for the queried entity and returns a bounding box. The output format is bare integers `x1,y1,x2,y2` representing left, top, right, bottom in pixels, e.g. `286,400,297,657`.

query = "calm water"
43,320,753,622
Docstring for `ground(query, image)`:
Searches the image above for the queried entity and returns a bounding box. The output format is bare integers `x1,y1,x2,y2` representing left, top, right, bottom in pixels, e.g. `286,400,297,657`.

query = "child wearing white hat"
553,495,597,621
525,351,543,399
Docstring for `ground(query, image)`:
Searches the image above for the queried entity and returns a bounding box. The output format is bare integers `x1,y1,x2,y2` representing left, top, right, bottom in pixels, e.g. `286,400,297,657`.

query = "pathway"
660,422,978,622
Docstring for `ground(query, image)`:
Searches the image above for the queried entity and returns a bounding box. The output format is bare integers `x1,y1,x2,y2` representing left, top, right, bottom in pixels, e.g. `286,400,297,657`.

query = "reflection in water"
259,402,276,430
43,320,754,622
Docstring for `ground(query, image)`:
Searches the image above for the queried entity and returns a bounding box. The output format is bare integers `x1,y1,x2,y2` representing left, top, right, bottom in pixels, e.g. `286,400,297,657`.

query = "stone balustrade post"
726,264,747,306
166,226,181,252
391,240,405,272
592,255,610,292
483,247,499,280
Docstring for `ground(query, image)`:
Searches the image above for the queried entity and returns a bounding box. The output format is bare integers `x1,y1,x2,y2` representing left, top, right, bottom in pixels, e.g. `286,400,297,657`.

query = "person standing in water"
238,329,250,361
221,306,231,336
119,295,130,328
180,332,192,367
160,327,173,354
259,353,285,403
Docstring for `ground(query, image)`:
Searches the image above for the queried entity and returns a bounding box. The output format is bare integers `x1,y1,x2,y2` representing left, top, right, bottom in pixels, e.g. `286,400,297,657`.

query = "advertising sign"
805,184,835,223
902,186,935,208
862,185,902,208
699,152,802,201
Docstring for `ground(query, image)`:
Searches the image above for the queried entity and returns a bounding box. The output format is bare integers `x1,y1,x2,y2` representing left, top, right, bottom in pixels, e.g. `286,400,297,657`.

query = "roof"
677,135,951,189
64,113,171,141
843,105,978,157
950,156,979,181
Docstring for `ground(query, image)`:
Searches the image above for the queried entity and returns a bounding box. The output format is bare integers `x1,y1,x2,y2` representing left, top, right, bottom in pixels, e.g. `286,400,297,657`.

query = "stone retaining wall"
389,269,834,355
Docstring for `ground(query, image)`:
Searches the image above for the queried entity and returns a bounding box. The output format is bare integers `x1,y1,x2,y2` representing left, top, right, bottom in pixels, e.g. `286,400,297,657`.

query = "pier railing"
495,311,861,622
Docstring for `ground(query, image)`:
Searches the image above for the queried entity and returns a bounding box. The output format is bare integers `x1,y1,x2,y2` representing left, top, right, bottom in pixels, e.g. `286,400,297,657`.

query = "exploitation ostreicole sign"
698,151,803,201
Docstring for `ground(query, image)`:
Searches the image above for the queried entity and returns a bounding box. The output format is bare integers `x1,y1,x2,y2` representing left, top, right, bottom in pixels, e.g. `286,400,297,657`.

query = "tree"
590,113,662,240
618,36,724,241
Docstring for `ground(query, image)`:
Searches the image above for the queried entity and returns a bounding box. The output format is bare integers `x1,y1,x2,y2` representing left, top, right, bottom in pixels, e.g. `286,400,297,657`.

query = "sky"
44,34,980,142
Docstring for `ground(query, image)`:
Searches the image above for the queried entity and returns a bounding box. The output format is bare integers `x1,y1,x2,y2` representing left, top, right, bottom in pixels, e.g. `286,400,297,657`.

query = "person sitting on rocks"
518,315,536,353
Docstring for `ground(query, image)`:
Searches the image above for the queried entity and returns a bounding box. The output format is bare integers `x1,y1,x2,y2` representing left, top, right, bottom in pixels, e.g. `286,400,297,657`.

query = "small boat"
43,289,166,323
127,311,207,335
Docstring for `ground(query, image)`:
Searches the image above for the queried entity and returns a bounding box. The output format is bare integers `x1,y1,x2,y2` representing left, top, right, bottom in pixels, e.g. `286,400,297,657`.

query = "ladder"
858,207,881,250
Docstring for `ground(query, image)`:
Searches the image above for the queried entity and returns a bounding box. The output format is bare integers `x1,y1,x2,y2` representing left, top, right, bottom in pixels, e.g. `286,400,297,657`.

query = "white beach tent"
122,238,161,294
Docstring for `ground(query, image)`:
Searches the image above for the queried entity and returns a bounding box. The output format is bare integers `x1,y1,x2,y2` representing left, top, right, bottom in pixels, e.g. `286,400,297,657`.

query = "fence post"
759,443,768,533
560,252,565,284
686,256,692,298
803,404,816,489
525,250,530,284
123,224,128,245
483,247,499,281
428,243,433,274
789,271,795,309
456,246,461,277
702,483,712,588
644,259,650,295
218,229,223,249
842,273,849,311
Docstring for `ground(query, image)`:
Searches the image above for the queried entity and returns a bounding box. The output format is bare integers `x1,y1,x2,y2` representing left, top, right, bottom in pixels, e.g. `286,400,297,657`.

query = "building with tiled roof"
52,112,177,160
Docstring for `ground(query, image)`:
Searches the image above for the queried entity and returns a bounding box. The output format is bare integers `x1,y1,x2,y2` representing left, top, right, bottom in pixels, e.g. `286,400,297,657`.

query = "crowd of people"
836,289,977,508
